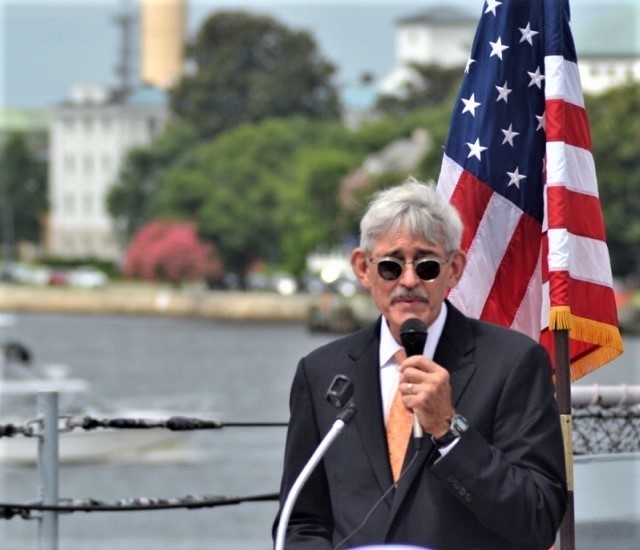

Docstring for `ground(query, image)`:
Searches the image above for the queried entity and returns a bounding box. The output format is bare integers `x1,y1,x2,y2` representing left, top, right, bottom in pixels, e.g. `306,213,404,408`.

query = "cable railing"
0,388,639,548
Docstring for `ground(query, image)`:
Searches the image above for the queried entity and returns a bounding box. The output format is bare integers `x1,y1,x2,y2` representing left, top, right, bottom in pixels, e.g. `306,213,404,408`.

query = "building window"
625,67,634,82
83,154,94,176
147,118,159,136
406,29,419,46
101,155,112,176
64,194,76,216
62,235,74,252
63,117,75,132
83,117,93,135
83,193,93,215
64,154,76,175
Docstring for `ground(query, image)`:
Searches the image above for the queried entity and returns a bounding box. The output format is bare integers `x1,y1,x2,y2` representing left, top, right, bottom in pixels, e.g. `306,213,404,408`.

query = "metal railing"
1,387,639,549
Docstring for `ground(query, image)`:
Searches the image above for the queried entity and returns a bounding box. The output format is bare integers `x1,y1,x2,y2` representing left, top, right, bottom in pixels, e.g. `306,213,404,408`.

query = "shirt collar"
379,303,448,368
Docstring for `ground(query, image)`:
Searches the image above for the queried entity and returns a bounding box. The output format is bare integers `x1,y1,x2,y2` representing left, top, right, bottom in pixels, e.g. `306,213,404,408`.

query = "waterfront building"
378,4,640,98
46,0,183,262
377,6,477,98
46,84,168,261
575,4,640,94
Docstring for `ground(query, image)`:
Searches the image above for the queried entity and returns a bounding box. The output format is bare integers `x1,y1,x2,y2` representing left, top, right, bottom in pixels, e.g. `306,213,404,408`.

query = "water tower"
140,0,186,89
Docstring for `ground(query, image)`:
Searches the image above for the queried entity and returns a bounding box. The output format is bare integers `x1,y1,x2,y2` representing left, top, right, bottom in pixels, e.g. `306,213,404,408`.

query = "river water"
0,312,638,549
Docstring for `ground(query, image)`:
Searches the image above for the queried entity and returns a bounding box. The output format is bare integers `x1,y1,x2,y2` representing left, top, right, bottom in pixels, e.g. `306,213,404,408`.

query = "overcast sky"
1,0,636,109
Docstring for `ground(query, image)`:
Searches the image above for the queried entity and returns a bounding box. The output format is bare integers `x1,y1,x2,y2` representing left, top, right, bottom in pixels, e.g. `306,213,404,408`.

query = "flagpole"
554,329,575,550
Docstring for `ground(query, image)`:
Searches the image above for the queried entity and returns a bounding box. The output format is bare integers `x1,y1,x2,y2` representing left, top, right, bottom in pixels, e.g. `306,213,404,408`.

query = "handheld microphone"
399,318,428,447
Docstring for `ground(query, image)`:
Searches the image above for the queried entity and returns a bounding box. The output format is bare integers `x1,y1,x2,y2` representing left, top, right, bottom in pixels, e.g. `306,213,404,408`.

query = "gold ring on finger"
407,382,414,394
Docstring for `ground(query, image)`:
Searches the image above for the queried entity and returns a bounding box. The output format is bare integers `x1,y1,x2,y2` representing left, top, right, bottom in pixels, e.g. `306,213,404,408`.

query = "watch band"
431,430,458,448
431,413,468,448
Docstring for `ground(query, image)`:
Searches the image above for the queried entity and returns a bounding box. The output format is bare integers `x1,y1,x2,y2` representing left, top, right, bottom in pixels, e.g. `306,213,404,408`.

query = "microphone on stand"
399,318,428,447
275,374,357,550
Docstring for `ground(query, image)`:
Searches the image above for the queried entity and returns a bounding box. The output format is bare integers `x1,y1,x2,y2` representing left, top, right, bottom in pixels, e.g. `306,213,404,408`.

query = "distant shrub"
123,220,221,285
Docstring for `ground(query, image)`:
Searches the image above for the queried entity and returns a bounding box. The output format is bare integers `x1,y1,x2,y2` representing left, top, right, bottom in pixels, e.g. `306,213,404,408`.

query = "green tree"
109,11,343,246
280,146,358,273
153,117,364,279
0,133,47,258
107,122,197,242
170,10,341,140
586,83,640,277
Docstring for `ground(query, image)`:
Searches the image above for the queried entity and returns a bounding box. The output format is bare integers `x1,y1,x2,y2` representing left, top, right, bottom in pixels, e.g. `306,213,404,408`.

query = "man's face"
351,228,466,343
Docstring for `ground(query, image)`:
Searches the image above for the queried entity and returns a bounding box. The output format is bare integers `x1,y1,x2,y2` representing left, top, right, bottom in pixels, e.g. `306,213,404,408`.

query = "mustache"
390,289,429,304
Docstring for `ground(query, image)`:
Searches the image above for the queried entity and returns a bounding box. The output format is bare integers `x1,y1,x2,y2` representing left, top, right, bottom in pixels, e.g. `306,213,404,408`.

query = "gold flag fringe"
549,306,624,382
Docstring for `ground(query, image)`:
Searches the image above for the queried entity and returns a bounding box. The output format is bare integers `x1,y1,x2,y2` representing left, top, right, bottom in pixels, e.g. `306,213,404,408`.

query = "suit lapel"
347,319,396,497
387,303,477,525
436,304,478,408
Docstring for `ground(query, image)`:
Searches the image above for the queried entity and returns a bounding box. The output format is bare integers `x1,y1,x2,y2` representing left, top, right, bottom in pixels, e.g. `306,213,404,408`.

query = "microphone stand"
274,401,356,550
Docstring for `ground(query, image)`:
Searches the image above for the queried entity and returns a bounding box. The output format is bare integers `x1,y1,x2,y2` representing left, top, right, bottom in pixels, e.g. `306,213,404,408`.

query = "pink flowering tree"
123,220,221,285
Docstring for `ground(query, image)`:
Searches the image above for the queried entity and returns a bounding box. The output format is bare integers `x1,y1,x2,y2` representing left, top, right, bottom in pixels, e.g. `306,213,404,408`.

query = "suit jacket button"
447,473,456,483
465,493,473,502
458,487,467,496
452,481,461,490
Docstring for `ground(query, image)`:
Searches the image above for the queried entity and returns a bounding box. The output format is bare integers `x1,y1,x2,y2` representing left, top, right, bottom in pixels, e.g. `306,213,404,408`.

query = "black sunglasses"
370,256,449,281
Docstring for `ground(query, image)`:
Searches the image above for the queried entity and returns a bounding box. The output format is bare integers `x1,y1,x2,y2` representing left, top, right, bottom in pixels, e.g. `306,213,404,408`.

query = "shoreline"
2,282,636,334
0,283,315,322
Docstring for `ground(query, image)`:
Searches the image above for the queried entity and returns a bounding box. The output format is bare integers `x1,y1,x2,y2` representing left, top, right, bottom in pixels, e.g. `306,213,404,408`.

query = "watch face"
451,414,468,435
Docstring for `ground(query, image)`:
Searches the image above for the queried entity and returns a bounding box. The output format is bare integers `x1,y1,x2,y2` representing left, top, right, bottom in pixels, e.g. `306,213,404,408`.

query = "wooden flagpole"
554,328,575,550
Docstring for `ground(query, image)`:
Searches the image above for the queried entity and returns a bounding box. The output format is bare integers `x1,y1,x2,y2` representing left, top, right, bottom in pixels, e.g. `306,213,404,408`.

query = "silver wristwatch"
431,413,468,448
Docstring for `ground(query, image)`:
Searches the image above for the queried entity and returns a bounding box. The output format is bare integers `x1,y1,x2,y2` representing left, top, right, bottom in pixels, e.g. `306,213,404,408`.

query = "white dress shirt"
379,304,448,423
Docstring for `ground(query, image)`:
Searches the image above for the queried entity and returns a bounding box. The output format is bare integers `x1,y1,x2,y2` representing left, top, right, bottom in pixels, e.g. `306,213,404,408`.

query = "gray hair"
359,177,463,254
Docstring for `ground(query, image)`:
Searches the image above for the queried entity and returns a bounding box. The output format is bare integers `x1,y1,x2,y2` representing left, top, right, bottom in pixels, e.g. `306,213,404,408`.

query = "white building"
377,6,477,97
378,4,640,98
579,54,640,95
47,84,168,261
575,5,640,95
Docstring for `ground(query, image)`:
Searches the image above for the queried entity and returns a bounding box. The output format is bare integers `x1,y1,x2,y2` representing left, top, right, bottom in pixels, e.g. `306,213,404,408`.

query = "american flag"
436,0,623,380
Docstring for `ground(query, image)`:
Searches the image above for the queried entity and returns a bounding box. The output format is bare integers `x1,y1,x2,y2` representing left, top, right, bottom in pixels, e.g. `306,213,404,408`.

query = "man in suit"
274,179,567,549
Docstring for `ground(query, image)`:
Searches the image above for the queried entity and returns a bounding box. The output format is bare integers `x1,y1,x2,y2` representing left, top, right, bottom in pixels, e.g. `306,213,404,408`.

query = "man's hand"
398,355,456,438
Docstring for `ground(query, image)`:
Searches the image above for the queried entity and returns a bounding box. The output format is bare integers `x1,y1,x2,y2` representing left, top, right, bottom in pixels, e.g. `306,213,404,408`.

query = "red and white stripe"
438,53,622,378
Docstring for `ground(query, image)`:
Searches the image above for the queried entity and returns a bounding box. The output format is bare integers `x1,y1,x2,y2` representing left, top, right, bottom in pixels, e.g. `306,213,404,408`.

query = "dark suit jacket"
274,302,567,550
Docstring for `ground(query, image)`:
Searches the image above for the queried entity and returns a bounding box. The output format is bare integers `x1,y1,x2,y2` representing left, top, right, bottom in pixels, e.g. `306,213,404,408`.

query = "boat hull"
0,426,187,465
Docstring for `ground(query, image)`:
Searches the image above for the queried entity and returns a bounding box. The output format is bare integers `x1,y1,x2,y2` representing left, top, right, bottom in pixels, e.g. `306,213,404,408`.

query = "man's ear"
351,248,372,290
447,250,467,291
